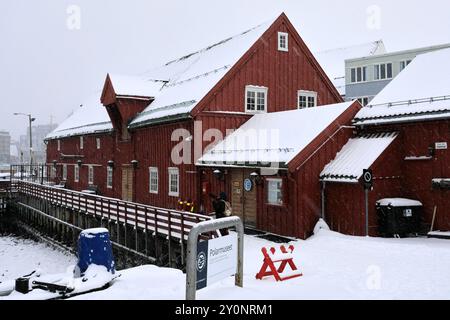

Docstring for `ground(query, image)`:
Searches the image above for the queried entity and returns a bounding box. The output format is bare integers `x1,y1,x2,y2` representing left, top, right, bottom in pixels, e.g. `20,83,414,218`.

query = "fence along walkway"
16,181,213,241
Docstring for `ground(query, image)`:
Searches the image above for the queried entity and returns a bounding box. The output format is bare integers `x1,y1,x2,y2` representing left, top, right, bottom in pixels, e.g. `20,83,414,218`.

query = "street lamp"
13,113,36,166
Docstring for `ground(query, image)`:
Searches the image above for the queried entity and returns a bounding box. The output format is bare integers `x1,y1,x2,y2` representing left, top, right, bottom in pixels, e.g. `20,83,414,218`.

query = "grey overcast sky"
1,0,450,140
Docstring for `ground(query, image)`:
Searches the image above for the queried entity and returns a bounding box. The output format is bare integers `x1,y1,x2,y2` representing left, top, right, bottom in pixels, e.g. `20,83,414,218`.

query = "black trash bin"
376,198,423,237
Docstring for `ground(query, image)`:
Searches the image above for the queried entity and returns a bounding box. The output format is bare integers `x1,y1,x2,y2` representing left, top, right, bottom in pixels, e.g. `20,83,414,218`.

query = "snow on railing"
16,181,213,241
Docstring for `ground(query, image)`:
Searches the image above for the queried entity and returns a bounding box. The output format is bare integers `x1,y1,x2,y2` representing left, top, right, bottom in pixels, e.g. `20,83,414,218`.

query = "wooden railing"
16,181,213,241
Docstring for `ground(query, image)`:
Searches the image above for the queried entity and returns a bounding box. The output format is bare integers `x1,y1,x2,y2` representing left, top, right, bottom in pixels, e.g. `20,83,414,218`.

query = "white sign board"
196,233,238,290
435,142,448,150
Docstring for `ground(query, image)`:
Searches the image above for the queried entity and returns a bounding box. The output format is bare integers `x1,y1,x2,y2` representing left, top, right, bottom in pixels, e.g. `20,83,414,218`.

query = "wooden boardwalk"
16,181,213,242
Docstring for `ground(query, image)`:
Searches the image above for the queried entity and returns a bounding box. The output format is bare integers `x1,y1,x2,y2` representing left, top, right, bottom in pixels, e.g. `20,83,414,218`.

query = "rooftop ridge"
315,40,384,55
163,20,271,67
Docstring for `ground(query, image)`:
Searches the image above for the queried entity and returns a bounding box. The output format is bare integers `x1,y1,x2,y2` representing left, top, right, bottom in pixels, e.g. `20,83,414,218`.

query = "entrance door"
231,169,257,227
122,166,133,202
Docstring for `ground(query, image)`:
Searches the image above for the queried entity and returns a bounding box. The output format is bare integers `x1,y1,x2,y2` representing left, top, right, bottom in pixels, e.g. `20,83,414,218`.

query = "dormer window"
278,32,289,52
245,86,268,113
298,90,317,109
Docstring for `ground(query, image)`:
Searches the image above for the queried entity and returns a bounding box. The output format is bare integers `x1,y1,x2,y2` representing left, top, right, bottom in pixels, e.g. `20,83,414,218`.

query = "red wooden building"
45,14,450,239
321,48,450,235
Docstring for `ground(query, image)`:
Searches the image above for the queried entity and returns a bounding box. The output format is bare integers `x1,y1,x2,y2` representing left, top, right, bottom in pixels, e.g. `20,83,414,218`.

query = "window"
245,86,268,113
74,165,79,183
51,166,56,179
96,138,101,150
57,140,61,151
62,164,67,181
149,167,158,194
88,165,94,185
374,63,393,80
298,90,317,109
267,178,283,206
80,136,84,150
350,66,367,83
278,32,289,52
400,60,412,71
107,166,113,189
168,167,179,197
357,97,370,107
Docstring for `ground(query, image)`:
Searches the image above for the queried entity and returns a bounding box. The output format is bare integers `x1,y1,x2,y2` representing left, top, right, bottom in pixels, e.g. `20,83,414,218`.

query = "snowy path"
0,236,77,283
1,231,449,300
72,230,450,300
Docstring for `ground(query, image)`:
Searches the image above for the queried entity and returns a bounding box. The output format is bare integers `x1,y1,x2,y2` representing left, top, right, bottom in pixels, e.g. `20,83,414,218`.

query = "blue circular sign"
243,178,253,192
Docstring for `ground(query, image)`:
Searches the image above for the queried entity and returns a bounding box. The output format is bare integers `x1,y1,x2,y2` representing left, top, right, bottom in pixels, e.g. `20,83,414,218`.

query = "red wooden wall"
325,119,450,236
325,137,404,236
130,121,198,210
194,14,341,117
46,133,115,197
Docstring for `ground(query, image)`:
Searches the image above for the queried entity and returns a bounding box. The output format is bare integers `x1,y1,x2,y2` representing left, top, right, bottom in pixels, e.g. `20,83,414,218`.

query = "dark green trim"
128,113,192,129
197,161,289,169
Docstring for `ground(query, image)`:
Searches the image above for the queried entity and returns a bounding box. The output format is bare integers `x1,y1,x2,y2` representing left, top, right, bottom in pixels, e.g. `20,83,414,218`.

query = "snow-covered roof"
108,74,164,98
376,198,423,207
314,40,386,96
355,48,450,126
198,101,355,168
320,132,398,183
128,19,274,128
46,95,113,140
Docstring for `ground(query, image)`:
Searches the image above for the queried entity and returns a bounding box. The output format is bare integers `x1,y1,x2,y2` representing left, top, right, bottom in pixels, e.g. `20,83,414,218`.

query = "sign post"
363,169,373,236
186,216,244,300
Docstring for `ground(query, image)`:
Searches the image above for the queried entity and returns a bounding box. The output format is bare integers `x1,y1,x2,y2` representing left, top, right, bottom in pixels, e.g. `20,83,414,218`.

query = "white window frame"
267,178,283,206
356,97,370,107
298,90,318,109
62,164,67,181
245,85,268,113
51,166,56,179
278,32,289,52
88,165,94,185
80,136,84,150
168,167,179,197
149,167,158,194
57,140,61,151
399,60,412,72
374,62,393,80
96,138,101,150
106,166,113,189
74,165,79,183
350,66,368,83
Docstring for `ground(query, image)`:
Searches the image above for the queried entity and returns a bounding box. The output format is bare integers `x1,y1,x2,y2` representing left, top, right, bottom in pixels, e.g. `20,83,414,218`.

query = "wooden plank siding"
44,14,449,240
46,133,116,197
360,120,450,232
324,119,450,236
192,15,342,117
132,121,198,210
324,136,404,236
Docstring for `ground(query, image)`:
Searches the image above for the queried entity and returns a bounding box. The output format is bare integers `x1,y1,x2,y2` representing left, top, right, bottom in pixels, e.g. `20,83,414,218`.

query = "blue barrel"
74,228,115,278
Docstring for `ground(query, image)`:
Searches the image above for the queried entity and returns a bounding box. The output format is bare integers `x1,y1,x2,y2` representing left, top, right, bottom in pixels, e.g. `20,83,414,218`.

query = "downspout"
321,180,326,220
287,171,298,236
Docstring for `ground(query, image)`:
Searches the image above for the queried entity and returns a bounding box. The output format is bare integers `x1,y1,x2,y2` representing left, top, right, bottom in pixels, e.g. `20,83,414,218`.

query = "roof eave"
196,161,289,170
44,128,114,141
354,111,450,127
129,113,192,130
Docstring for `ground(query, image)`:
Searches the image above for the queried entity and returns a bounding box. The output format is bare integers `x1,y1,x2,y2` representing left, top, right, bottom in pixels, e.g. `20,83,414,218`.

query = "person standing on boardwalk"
210,192,231,236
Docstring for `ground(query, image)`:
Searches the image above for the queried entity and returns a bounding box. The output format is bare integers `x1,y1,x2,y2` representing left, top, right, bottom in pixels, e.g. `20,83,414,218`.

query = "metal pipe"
365,188,369,236
321,181,326,220
186,216,244,300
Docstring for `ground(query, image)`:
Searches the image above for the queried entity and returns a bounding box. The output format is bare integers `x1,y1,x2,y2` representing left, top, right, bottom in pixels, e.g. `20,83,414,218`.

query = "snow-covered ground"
2,230,450,300
75,229,450,300
0,236,77,283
